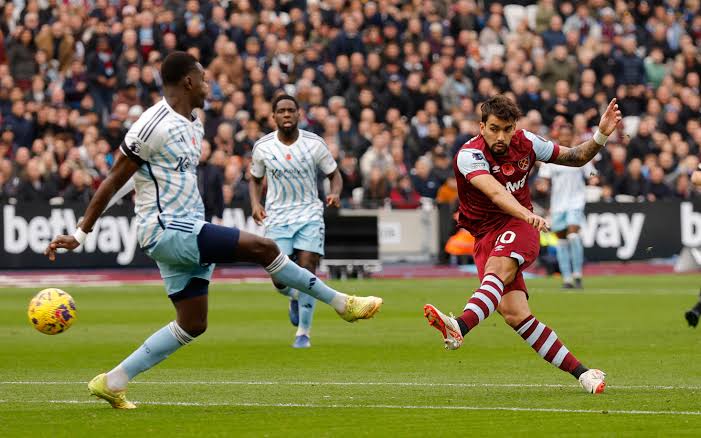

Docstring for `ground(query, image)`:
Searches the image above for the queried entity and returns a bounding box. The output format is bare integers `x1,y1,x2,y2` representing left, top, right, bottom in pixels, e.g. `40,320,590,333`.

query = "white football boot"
423,304,464,350
578,369,607,394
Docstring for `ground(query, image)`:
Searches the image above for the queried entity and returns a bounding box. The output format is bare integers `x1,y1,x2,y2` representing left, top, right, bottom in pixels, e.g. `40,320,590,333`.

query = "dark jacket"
197,163,224,222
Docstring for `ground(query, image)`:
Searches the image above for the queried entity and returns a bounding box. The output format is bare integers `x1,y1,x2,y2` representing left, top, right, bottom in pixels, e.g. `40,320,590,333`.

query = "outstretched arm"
553,98,622,167
44,153,140,260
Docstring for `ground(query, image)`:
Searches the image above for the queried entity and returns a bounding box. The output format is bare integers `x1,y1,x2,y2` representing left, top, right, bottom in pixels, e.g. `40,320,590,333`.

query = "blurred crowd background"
0,0,700,219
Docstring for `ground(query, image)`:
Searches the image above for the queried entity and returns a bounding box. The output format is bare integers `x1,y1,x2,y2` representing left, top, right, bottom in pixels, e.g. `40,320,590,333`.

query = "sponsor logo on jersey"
270,167,311,178
505,174,528,193
175,155,193,172
492,165,500,173
518,156,530,171
502,163,515,176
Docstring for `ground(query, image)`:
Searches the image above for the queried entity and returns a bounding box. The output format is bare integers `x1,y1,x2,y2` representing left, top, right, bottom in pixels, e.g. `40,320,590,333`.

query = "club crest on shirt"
518,156,530,171
128,141,141,154
501,163,515,176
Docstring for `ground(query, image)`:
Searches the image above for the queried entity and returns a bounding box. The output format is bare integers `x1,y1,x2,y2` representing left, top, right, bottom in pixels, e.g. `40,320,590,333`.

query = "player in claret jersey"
424,95,622,394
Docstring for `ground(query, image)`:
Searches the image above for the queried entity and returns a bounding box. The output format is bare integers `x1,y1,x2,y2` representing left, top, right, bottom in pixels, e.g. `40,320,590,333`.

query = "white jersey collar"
161,98,198,125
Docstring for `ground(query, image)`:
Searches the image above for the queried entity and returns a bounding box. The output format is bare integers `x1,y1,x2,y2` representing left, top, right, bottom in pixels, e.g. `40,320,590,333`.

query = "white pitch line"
1,380,700,391
0,400,695,416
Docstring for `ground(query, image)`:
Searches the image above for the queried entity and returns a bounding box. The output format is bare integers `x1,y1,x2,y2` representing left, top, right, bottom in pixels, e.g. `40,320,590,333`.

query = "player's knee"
298,262,316,273
181,319,207,337
253,237,280,265
484,258,517,284
500,308,529,328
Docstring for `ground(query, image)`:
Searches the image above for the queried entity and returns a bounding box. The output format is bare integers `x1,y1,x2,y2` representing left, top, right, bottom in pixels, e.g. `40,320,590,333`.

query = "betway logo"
681,202,701,247
505,175,527,193
3,205,138,265
580,212,644,260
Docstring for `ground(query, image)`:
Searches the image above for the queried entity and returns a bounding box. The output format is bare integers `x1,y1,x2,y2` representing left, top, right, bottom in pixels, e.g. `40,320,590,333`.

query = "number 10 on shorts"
495,230,516,246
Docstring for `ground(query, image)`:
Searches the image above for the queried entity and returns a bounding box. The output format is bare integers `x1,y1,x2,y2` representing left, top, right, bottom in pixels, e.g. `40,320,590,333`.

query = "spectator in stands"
7,28,37,88
0,0,698,212
198,140,224,223
616,36,646,85
62,168,92,204
15,157,57,202
647,166,674,202
364,166,390,208
339,154,362,206
35,21,74,73
411,157,441,199
86,35,117,118
390,174,422,210
616,158,649,200
540,45,577,94
541,14,567,51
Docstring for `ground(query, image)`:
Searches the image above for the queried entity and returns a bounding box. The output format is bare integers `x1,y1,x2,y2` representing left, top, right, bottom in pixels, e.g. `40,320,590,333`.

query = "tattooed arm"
553,98,622,167
553,138,603,167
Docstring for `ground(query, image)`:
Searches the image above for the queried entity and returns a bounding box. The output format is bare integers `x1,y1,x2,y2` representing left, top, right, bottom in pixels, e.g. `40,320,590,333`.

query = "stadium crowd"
0,0,700,217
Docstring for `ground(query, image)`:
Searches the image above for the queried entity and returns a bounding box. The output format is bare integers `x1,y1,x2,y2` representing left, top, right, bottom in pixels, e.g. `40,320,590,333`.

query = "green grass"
1,274,701,437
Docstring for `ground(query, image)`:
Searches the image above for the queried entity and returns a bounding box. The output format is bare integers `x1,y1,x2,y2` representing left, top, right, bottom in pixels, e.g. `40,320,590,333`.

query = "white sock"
330,294,347,314
105,365,129,392
296,326,310,337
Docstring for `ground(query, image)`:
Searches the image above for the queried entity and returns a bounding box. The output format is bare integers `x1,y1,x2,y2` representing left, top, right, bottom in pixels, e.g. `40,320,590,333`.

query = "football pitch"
1,274,701,437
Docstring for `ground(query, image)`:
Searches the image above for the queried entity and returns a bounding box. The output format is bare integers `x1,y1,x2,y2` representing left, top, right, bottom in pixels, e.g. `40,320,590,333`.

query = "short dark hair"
480,95,522,123
272,94,299,111
161,51,199,86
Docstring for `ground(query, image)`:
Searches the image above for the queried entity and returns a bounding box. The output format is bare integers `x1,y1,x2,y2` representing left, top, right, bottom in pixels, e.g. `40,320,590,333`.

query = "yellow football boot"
338,295,383,322
88,373,136,409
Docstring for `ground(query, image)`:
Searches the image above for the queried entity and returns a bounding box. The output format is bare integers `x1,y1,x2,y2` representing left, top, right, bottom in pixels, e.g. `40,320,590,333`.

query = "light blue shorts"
144,220,216,295
265,220,325,256
551,208,585,232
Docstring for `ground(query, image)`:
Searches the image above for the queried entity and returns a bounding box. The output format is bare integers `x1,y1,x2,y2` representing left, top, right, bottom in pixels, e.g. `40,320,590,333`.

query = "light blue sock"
119,321,193,380
556,239,572,282
568,233,584,278
275,285,292,297
297,291,316,335
265,254,341,306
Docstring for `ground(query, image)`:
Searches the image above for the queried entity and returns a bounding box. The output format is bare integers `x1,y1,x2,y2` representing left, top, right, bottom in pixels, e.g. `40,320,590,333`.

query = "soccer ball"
27,288,77,335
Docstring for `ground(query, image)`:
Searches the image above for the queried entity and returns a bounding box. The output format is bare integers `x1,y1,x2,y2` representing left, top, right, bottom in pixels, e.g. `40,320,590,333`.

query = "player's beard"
278,123,297,137
490,142,508,155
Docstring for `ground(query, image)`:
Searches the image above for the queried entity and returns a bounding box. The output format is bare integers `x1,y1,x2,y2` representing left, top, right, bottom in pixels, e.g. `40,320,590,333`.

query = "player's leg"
93,270,211,408
266,228,301,326
424,254,514,350
684,289,701,327
498,287,606,393
566,211,585,288
455,255,515,332
553,211,573,288
293,250,320,348
198,223,381,321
